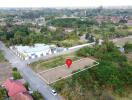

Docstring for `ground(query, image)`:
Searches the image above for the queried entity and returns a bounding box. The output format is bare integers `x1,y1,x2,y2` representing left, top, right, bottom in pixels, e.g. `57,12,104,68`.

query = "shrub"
12,70,22,80
0,87,7,100
124,42,132,53
12,67,18,71
24,82,30,91
32,91,44,100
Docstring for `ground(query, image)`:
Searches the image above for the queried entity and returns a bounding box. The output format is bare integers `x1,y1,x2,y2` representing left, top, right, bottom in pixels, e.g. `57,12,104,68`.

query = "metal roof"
15,44,50,53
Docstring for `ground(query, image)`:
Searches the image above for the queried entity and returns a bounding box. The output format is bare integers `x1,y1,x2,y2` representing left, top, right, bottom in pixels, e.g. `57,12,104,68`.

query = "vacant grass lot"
30,53,81,72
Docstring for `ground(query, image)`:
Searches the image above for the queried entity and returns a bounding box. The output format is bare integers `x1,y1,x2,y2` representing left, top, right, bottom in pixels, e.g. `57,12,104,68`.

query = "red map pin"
66,59,72,68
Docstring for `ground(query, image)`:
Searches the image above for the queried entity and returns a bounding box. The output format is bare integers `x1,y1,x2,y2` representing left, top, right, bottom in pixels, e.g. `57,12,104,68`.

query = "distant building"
35,17,46,26
64,28,74,33
48,26,57,31
110,16,120,23
126,20,132,26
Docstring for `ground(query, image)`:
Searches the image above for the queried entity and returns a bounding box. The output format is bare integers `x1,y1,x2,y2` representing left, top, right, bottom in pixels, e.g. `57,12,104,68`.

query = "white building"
48,26,57,31
10,44,52,60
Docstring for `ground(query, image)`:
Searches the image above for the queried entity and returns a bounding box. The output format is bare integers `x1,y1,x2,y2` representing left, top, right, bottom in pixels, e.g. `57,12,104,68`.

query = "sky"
0,0,132,8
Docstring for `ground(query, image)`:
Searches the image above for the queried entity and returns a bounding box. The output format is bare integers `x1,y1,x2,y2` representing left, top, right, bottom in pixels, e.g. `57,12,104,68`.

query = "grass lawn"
30,53,81,72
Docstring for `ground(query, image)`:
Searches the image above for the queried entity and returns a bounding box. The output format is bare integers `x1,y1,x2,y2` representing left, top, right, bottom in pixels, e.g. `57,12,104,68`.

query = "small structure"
2,79,33,100
48,26,57,31
51,47,67,54
64,28,74,33
98,39,103,45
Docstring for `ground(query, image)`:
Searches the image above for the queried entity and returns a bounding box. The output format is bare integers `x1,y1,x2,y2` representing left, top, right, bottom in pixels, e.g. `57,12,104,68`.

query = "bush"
76,47,95,57
0,87,7,100
32,91,44,100
124,42,132,53
24,82,30,91
12,67,18,71
12,69,22,80
52,79,65,92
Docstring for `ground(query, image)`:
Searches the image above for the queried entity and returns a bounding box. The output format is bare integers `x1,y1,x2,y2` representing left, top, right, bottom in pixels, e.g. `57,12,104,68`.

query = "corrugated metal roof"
15,44,50,53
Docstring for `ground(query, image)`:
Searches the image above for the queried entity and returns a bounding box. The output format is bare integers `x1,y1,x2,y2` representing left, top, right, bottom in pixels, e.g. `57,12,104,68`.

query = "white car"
51,89,57,96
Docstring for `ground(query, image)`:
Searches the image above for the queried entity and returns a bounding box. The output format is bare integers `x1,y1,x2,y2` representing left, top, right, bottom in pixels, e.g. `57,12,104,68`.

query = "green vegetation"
0,87,7,100
90,22,132,39
30,54,80,72
32,91,44,100
24,82,30,91
0,24,82,47
48,18,97,27
0,50,5,62
124,42,132,53
12,67,22,80
52,41,132,99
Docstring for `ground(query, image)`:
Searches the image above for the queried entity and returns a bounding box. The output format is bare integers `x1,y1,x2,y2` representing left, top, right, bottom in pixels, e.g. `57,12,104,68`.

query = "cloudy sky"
0,0,132,7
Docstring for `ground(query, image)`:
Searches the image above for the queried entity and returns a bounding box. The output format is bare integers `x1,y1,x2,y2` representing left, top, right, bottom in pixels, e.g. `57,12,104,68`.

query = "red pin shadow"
66,59,72,68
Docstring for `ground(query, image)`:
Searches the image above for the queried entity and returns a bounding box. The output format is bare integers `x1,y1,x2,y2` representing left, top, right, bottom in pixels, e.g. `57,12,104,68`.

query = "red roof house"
3,79,27,97
3,79,33,100
12,92,33,100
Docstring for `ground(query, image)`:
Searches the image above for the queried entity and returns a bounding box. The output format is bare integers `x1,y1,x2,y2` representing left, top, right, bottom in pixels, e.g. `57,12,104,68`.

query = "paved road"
0,41,95,100
0,41,62,100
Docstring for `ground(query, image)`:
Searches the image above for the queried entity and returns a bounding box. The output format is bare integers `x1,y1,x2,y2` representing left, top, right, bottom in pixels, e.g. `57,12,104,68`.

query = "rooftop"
3,79,27,97
15,44,50,53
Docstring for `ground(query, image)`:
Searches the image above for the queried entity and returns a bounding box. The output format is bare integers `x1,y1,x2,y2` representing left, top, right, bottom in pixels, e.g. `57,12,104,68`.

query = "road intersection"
0,41,62,100
0,41,95,100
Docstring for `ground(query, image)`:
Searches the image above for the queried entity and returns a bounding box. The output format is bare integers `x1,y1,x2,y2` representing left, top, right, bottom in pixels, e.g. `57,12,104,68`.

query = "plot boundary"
37,58,99,84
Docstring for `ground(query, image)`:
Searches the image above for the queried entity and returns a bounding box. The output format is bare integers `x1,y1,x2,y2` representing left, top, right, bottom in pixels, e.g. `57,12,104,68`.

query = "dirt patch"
112,35,132,46
30,53,80,73
0,63,12,84
38,58,96,84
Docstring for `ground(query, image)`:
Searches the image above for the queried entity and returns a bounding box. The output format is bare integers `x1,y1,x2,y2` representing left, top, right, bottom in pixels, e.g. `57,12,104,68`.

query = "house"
2,79,33,100
110,16,120,23
126,20,132,26
35,17,46,26
48,26,57,31
64,28,74,33
12,92,33,100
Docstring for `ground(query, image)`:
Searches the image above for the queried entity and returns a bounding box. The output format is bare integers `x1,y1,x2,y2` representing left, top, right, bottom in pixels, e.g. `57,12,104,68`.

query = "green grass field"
30,53,81,72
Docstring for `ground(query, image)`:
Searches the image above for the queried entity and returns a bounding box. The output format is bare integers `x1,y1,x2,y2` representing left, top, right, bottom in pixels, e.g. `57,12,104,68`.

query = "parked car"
51,89,57,96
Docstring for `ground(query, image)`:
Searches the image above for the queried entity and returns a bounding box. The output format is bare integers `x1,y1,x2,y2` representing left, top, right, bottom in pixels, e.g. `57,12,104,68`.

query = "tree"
109,27,115,32
12,68,22,80
124,42,132,53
